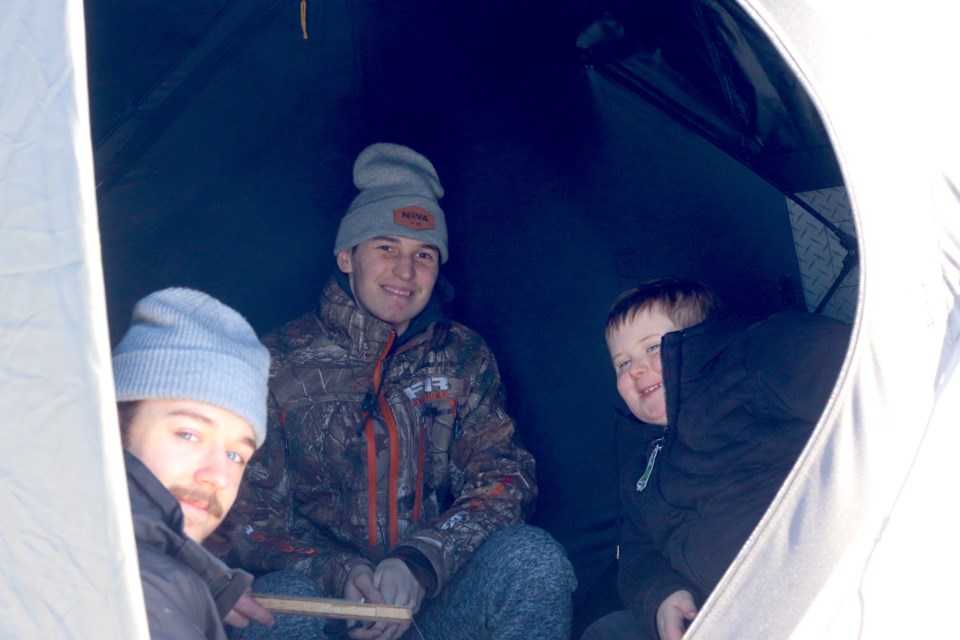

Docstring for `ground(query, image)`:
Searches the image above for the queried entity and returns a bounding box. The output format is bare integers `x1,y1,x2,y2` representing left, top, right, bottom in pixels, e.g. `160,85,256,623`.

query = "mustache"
169,485,224,519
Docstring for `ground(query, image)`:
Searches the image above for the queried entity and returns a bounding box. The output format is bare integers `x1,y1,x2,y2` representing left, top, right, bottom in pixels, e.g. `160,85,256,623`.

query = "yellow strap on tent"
300,0,308,39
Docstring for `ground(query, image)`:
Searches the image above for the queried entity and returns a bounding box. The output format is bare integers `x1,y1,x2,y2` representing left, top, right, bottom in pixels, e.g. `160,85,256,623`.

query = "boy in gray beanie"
114,287,275,640
212,144,575,640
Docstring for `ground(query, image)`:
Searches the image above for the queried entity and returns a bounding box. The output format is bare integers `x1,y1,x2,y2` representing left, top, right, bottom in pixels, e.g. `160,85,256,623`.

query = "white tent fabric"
0,0,147,637
1,0,958,638
697,1,960,638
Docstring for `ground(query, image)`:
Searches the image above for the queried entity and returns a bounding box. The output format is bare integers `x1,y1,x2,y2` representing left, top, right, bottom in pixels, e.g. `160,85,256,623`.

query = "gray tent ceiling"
86,0,840,196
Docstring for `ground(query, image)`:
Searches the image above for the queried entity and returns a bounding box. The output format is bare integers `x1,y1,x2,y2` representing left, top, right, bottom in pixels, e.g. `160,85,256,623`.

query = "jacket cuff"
318,553,375,598
387,547,439,597
637,579,699,639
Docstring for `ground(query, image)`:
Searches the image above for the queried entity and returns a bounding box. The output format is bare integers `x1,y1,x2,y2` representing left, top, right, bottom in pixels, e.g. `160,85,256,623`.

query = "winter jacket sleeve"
390,335,538,595
206,391,374,597
618,505,699,639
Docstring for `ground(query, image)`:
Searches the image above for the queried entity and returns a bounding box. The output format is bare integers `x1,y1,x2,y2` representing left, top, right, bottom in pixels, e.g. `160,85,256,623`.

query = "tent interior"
83,0,857,633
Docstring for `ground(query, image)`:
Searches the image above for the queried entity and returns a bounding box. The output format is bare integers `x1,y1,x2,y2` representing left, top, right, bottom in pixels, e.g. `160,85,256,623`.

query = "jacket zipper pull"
420,405,438,431
359,392,377,437
451,403,463,440
636,438,663,492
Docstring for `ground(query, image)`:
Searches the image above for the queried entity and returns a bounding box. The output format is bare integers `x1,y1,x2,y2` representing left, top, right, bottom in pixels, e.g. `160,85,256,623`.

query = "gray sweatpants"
230,524,576,640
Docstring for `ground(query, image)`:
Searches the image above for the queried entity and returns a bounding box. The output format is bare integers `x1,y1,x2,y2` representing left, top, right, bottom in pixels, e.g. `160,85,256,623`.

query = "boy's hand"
374,558,425,614
656,590,697,640
223,588,275,628
343,565,382,639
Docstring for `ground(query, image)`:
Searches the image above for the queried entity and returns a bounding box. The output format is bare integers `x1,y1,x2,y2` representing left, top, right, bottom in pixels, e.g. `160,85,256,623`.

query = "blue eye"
226,451,245,464
646,343,661,355
178,431,199,442
617,359,631,371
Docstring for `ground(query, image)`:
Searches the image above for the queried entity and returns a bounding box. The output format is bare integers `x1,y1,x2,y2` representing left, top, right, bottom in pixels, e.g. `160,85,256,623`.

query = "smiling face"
337,235,440,336
606,306,681,426
123,399,256,542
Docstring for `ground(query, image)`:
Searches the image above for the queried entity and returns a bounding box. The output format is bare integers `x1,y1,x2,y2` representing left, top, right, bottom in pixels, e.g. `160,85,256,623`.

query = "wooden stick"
251,594,412,623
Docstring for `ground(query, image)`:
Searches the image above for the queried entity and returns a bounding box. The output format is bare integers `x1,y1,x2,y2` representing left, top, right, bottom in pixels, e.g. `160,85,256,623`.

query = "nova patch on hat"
394,205,436,231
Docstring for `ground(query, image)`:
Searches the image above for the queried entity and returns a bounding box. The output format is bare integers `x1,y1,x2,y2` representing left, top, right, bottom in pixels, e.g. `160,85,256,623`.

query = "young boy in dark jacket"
582,278,850,640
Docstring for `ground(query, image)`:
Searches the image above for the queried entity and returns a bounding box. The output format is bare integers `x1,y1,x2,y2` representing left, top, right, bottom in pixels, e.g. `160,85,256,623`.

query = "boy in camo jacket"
208,143,575,640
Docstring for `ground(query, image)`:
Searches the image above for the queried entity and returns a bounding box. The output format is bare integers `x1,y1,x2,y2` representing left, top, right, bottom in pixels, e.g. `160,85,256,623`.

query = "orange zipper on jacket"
363,330,432,549
362,332,394,547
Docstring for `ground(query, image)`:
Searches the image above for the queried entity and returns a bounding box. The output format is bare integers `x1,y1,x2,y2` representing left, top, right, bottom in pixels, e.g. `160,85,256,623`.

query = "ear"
336,249,353,274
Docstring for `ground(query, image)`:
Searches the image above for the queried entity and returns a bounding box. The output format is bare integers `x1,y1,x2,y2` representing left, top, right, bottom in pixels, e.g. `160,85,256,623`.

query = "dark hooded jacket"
208,275,537,598
126,451,252,640
616,311,850,637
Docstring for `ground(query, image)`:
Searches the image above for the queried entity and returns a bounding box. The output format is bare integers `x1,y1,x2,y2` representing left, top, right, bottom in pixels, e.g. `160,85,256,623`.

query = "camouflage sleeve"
207,393,373,597
391,338,538,595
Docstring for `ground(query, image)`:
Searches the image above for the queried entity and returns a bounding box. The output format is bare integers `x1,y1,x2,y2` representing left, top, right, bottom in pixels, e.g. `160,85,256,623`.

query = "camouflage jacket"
209,277,537,598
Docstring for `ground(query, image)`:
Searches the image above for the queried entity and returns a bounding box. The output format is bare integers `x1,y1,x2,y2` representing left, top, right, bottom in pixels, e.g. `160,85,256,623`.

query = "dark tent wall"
434,79,807,623
86,0,833,628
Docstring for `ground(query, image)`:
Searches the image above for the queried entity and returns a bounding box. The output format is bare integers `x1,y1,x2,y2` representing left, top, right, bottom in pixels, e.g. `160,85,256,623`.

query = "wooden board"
252,594,412,623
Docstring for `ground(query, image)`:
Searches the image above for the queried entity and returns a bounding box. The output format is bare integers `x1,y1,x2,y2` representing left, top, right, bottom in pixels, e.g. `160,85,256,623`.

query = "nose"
393,253,416,280
629,357,650,377
195,447,230,490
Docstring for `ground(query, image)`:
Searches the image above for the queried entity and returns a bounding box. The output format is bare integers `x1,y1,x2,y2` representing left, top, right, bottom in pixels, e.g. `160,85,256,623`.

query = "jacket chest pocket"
400,376,465,489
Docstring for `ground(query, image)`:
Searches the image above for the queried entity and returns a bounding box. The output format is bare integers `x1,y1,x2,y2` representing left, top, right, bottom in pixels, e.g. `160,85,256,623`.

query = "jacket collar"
662,315,745,381
123,450,252,618
326,271,453,348
125,449,186,550
614,314,747,430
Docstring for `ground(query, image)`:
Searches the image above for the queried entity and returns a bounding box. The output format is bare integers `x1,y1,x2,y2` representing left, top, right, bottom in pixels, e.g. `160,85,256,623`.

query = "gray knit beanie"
333,142,448,263
112,288,270,447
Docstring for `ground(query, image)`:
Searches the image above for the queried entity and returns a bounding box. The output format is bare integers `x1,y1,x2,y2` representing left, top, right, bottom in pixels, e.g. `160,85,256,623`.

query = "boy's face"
337,235,440,336
124,399,256,543
606,307,680,426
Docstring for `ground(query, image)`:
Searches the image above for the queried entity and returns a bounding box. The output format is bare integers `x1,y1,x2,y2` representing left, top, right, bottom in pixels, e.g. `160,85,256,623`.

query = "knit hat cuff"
333,194,448,262
111,288,270,447
113,349,268,447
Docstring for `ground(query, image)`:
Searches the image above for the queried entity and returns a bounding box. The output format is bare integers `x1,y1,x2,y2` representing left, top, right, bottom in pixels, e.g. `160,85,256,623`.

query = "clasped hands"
343,558,425,640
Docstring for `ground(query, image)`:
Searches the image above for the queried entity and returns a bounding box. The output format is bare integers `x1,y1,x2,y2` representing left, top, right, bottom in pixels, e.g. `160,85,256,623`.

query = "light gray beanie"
333,142,448,263
112,288,271,447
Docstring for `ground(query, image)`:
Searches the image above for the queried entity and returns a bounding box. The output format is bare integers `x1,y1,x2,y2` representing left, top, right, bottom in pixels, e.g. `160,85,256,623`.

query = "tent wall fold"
0,1,146,637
